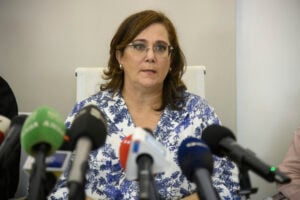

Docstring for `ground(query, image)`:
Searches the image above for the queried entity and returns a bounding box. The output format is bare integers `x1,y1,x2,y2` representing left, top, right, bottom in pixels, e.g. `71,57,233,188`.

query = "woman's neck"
121,86,163,131
121,84,163,111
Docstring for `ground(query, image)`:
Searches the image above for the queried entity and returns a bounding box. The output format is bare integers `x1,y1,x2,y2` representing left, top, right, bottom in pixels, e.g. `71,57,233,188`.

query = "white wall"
4,0,300,198
0,0,236,132
237,0,300,198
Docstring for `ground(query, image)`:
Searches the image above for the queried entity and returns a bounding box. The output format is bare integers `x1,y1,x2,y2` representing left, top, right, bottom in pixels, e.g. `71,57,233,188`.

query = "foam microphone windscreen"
178,137,213,182
201,124,236,157
69,104,107,151
21,106,66,156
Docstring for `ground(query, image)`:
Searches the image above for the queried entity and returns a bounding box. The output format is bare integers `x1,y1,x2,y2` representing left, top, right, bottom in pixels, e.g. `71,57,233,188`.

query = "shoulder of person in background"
0,76,18,119
275,126,300,200
0,76,21,199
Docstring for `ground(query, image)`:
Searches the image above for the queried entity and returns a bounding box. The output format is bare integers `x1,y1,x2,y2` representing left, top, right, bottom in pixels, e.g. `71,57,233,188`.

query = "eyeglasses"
127,41,174,58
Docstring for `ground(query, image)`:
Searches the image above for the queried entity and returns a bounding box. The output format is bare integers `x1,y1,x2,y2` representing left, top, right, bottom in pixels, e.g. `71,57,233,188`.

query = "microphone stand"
137,154,159,200
238,165,258,200
193,168,220,200
28,143,50,200
68,138,90,200
68,183,85,200
45,172,58,196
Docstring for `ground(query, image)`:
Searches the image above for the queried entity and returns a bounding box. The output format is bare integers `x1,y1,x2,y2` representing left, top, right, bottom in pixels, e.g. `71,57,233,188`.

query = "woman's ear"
116,50,122,64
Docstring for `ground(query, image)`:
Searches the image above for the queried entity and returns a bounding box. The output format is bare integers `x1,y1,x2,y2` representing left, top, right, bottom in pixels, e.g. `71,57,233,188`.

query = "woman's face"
117,23,172,92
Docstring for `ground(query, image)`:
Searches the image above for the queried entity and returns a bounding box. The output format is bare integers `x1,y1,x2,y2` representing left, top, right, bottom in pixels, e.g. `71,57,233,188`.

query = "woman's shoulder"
183,90,203,99
182,90,209,107
179,90,219,120
77,90,118,107
65,90,119,127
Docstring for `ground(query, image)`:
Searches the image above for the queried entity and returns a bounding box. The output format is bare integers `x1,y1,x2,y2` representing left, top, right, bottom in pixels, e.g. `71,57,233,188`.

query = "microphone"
0,115,11,145
0,114,27,164
178,137,220,200
119,127,169,200
202,124,291,184
23,132,72,199
119,127,170,180
0,114,27,200
21,106,66,200
67,104,107,200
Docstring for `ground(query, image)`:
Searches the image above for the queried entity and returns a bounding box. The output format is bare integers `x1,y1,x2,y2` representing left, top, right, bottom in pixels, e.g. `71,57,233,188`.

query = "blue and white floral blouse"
48,90,240,200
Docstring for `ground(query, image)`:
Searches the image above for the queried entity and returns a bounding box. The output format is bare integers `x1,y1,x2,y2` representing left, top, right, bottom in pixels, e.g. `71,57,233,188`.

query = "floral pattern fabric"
48,90,240,200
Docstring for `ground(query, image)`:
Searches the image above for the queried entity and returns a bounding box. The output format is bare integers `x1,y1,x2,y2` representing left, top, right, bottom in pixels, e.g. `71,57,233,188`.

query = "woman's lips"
141,69,156,74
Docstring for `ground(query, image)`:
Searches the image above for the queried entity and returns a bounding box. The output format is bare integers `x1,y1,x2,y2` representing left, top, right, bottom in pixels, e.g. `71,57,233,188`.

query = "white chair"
75,66,206,102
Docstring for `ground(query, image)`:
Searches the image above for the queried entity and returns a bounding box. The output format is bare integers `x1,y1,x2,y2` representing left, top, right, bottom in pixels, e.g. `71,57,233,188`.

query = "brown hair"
101,10,187,110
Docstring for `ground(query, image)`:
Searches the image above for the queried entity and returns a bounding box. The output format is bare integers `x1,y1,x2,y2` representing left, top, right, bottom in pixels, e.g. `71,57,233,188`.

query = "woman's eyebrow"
131,39,169,44
131,39,147,43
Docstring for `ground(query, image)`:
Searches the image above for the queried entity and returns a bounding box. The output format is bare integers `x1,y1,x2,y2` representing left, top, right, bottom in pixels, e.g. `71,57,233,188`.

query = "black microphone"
0,115,27,162
178,137,220,200
67,104,107,200
202,124,291,184
0,115,27,200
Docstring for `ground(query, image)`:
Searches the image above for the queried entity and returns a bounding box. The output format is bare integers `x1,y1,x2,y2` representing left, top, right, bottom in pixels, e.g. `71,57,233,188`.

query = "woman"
49,10,240,200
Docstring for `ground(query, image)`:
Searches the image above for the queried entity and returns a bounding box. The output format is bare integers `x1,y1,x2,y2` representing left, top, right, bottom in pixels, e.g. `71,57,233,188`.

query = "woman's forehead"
133,23,169,43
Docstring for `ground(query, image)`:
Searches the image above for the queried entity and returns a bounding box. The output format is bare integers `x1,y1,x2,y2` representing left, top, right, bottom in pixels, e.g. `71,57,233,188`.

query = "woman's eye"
133,44,146,51
154,44,167,52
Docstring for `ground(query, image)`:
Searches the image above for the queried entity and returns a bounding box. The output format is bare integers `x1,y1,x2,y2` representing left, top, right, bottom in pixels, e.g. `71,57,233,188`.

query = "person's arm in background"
276,126,300,199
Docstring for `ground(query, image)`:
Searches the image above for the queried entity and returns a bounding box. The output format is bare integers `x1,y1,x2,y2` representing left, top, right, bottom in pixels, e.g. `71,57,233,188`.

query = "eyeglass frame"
126,41,174,58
